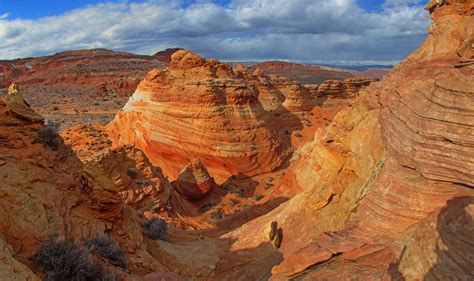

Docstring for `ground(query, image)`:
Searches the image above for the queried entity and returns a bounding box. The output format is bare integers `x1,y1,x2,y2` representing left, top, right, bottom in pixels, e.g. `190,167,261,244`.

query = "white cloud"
0,0,430,64
0,13,8,19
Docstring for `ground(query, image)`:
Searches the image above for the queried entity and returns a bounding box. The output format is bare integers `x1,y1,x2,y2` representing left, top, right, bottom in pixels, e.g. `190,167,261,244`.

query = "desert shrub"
85,234,127,270
210,212,224,220
142,217,167,240
199,202,215,213
127,168,138,179
263,181,274,190
36,120,61,150
137,179,148,186
30,238,117,281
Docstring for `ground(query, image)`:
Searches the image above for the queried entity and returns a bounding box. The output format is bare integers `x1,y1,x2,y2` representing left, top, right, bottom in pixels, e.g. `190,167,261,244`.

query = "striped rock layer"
107,50,290,182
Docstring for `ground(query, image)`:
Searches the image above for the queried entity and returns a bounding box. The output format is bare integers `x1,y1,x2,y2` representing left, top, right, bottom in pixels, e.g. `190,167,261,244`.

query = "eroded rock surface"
108,50,289,182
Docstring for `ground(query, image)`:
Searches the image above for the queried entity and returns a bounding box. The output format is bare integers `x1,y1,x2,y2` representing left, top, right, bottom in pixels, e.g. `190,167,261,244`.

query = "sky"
0,0,430,64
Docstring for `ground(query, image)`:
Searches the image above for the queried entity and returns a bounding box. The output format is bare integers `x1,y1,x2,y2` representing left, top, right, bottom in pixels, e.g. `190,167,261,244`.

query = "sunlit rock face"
212,1,474,279
107,50,289,182
174,158,217,201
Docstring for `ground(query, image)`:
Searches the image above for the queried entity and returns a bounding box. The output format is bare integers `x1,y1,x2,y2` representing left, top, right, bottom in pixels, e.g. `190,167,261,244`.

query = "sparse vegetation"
36,120,61,150
199,202,215,213
137,179,148,186
85,234,127,270
127,168,138,179
30,237,118,281
294,133,303,138
263,178,274,190
142,217,167,240
210,211,224,220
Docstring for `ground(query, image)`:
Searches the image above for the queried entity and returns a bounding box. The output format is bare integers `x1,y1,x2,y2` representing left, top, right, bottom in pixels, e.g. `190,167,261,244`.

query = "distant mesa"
153,47,185,63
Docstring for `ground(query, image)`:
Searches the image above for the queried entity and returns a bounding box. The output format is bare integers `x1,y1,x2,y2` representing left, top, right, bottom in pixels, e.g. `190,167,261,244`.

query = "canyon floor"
0,1,473,280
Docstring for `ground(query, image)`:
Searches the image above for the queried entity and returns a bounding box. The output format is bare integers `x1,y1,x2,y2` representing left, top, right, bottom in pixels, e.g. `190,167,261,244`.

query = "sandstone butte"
0,0,473,280
107,49,305,182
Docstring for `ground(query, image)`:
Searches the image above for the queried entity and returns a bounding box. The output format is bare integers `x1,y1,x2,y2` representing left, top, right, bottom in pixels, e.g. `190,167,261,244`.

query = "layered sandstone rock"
249,60,354,84
174,159,217,201
4,84,44,122
268,76,315,114
108,50,288,182
212,1,474,279
0,87,181,278
93,145,172,211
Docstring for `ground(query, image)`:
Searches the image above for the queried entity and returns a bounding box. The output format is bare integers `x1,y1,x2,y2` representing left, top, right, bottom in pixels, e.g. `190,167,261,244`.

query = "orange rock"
174,158,216,201
107,50,289,182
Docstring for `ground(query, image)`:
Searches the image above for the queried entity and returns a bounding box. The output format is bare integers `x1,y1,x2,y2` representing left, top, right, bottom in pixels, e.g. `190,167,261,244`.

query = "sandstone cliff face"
107,50,289,182
93,145,173,211
0,86,185,279
212,1,474,279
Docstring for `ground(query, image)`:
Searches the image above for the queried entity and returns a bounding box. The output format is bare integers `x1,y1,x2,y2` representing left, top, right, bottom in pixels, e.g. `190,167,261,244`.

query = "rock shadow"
424,196,474,280
212,236,284,280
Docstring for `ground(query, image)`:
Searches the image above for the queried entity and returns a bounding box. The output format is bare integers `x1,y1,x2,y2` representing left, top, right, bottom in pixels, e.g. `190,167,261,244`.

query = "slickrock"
213,1,474,279
174,158,217,201
268,76,315,113
316,78,375,107
343,77,374,95
4,84,44,122
0,87,172,278
0,235,39,280
107,50,288,182
93,145,172,211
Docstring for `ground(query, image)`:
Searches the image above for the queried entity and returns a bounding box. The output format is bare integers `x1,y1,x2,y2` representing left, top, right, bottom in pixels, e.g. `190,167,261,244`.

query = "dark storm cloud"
0,0,430,64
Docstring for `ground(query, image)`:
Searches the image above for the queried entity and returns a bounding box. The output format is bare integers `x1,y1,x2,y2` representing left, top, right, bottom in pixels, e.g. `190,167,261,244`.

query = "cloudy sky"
0,0,430,64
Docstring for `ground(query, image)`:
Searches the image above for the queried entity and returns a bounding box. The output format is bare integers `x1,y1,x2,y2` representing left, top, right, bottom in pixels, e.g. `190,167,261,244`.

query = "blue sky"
0,0,430,64
2,0,391,19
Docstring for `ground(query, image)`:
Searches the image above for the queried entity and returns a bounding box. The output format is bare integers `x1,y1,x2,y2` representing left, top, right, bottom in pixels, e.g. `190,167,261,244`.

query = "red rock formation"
212,1,474,279
153,48,184,63
93,145,173,211
0,49,165,128
0,85,187,279
249,60,354,84
174,158,217,201
108,50,289,182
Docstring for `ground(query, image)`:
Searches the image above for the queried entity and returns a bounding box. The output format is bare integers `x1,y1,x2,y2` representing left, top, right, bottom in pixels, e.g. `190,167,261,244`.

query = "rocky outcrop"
0,49,165,128
4,84,44,122
268,76,315,114
249,60,354,84
153,48,184,63
315,78,374,107
0,87,180,278
212,1,474,279
174,159,217,201
108,50,288,182
93,145,172,211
